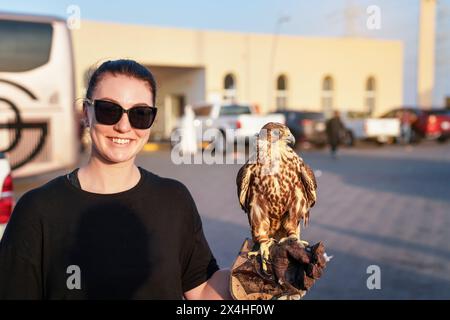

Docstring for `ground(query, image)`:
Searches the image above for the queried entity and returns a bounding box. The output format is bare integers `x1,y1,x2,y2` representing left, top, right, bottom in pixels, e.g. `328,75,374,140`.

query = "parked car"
0,152,14,240
272,110,327,148
171,102,286,150
341,111,401,145
381,107,450,143
422,109,450,143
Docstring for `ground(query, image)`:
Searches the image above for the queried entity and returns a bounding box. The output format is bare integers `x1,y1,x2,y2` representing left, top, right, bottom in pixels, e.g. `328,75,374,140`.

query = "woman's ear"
83,101,92,128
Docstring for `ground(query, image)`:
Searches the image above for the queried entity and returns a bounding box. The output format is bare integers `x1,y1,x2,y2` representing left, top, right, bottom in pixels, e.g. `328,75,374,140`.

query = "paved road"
13,141,450,299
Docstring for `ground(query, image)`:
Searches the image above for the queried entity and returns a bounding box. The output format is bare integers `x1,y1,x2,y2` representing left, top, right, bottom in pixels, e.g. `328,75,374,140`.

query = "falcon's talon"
280,235,309,248
280,234,299,244
247,250,271,273
298,239,309,247
257,239,275,273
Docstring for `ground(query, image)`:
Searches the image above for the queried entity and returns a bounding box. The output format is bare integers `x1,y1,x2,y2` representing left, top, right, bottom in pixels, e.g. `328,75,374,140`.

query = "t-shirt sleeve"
0,191,43,299
180,189,220,293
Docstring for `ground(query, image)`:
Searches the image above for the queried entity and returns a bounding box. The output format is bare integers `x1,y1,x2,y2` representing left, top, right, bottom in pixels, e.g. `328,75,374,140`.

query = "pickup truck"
341,111,401,145
171,103,286,150
381,107,450,143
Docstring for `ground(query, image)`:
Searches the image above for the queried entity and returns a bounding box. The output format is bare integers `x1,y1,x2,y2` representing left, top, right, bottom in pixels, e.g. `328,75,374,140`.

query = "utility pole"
343,0,363,37
267,15,290,112
327,0,364,37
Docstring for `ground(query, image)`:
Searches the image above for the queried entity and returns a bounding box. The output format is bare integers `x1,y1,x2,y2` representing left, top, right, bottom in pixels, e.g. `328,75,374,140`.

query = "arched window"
365,77,376,115
275,74,288,110
223,73,236,101
321,76,334,117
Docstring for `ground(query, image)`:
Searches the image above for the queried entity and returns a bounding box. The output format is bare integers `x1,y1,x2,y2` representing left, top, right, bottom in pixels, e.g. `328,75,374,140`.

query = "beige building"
72,20,404,139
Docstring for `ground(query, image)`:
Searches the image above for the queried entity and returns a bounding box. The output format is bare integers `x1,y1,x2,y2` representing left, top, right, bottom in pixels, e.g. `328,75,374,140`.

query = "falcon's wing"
236,163,254,213
299,162,317,209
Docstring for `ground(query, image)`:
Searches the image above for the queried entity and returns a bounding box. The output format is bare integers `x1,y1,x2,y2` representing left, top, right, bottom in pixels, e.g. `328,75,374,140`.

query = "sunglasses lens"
94,100,122,125
129,107,157,129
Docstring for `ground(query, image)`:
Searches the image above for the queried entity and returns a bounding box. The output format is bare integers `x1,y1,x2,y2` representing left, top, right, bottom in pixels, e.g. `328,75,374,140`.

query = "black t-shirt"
0,168,219,299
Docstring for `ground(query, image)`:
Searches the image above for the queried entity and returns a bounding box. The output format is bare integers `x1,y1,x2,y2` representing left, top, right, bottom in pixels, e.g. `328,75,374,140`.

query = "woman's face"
85,73,153,165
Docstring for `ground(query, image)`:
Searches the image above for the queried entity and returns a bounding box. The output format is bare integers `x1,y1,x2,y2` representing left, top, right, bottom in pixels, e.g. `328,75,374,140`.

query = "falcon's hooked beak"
286,133,296,147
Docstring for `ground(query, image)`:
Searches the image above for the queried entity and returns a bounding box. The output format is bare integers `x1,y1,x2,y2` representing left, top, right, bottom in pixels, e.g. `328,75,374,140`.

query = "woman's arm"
184,269,233,300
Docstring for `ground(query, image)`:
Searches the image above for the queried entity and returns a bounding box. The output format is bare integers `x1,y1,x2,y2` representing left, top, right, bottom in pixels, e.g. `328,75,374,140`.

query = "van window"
219,105,251,116
0,20,53,72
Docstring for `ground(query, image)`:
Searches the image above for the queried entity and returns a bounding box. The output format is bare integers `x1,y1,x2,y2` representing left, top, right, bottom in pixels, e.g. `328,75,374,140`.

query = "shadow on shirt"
68,202,152,299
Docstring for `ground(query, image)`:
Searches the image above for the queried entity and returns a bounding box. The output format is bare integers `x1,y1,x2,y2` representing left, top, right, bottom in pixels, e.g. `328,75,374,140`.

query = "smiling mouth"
108,137,133,145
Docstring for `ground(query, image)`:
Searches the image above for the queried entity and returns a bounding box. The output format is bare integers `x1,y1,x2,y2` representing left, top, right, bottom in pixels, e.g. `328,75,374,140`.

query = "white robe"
180,106,198,154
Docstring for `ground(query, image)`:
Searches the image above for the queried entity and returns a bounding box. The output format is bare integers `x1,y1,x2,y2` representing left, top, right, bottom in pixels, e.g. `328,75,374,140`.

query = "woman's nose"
114,113,132,132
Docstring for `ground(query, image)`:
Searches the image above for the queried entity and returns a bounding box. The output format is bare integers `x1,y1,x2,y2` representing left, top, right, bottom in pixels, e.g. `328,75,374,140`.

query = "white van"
0,12,79,178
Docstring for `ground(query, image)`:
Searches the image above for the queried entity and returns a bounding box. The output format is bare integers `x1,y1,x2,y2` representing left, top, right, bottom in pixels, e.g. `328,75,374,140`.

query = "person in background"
399,109,418,144
326,110,346,159
180,105,198,155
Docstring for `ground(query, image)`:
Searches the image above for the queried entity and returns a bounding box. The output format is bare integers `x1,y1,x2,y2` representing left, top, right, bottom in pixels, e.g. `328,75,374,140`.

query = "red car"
381,107,450,143
0,152,14,240
418,109,450,142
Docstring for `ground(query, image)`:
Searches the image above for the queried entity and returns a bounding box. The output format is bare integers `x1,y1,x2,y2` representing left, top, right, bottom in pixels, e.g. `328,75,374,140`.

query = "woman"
0,59,231,300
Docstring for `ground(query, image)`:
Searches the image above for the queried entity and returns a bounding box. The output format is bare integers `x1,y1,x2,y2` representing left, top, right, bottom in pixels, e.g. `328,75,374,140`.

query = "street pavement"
13,141,450,299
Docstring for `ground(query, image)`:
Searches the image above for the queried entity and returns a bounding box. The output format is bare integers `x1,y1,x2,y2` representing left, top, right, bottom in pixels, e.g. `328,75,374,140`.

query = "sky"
1,0,449,106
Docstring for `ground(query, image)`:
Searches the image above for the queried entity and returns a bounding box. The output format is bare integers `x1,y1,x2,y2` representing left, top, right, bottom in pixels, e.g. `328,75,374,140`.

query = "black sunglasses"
85,99,157,129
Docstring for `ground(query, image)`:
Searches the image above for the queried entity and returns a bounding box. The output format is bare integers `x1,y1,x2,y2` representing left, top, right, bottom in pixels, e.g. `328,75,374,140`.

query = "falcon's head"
257,122,295,148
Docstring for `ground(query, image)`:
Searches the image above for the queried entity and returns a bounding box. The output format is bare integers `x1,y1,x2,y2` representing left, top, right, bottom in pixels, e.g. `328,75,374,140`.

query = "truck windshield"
298,112,325,120
346,111,371,119
193,106,213,116
426,109,450,116
219,105,251,116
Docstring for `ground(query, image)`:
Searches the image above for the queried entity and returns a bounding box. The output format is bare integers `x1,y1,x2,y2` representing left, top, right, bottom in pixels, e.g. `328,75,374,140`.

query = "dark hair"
85,59,157,106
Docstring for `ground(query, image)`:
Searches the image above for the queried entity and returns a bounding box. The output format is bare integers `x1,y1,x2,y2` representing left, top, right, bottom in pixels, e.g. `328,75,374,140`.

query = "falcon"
236,122,317,272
